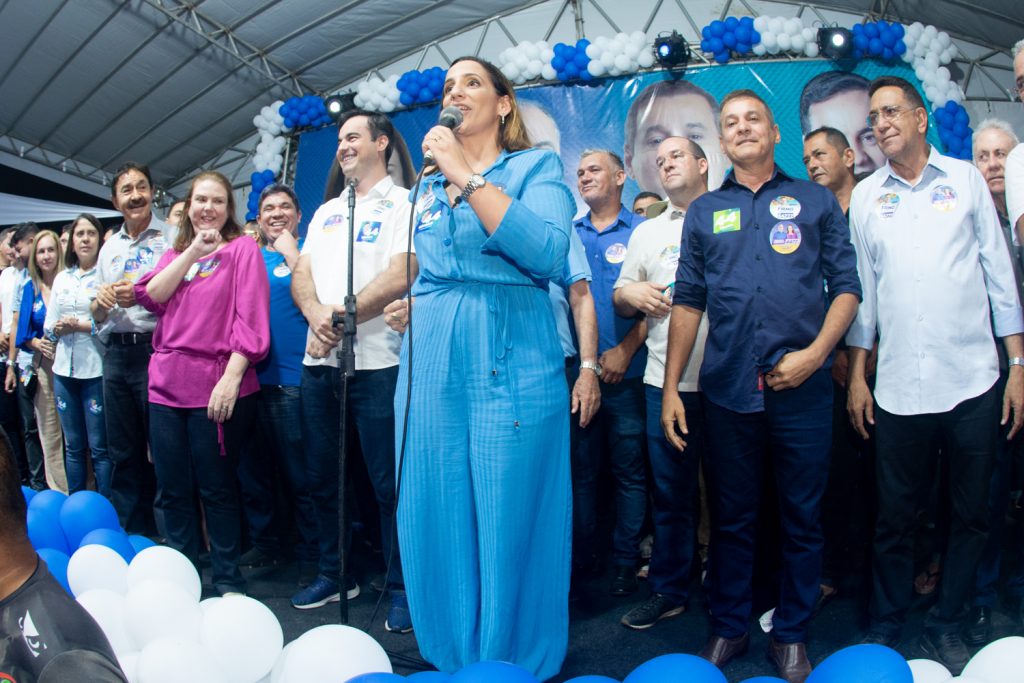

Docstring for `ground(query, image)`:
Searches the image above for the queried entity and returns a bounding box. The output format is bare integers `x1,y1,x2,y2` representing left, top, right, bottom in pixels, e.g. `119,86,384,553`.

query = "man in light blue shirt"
847,76,1024,674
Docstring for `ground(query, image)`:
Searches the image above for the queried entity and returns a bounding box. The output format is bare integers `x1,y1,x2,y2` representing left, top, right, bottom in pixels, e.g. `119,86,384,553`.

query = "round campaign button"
273,262,291,278
875,193,900,219
605,242,627,264
770,195,801,220
931,185,957,212
769,221,801,255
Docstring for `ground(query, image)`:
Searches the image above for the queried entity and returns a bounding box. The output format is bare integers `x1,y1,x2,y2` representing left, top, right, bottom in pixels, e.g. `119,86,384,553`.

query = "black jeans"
104,342,159,534
870,383,999,634
149,395,255,594
13,376,45,490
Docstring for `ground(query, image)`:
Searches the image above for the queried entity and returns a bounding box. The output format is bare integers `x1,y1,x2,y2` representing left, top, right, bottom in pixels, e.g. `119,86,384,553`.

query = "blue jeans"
302,364,402,586
573,376,646,566
702,369,833,642
149,396,255,594
646,385,702,603
54,375,111,497
236,385,318,562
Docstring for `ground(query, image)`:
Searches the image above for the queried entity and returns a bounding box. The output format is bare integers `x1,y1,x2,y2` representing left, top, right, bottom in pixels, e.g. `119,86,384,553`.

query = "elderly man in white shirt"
847,76,1024,675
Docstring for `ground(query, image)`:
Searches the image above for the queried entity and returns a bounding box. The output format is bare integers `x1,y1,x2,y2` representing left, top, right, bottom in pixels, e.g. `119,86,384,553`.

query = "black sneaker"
610,565,639,596
963,606,991,647
239,547,278,569
919,629,970,675
860,629,900,648
621,593,685,629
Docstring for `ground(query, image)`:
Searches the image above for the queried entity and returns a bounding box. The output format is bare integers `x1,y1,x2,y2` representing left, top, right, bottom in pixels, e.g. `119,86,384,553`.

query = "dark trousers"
702,369,833,643
0,381,28,484
573,376,646,566
104,342,159,534
15,377,45,490
237,384,319,562
646,385,702,603
871,382,999,634
302,364,403,587
149,396,255,594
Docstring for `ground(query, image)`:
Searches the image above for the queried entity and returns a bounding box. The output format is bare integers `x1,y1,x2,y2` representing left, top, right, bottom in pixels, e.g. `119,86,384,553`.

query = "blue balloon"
700,40,711,52
22,486,37,505
882,47,894,60
399,92,414,106
736,43,751,54
551,55,566,70
407,674,450,682
854,34,869,50
80,528,135,562
564,62,580,78
740,678,788,683
298,113,309,126
450,662,538,683
723,32,737,49
37,549,71,594
880,27,895,47
955,109,969,126
953,122,969,138
869,38,884,55
807,644,911,683
710,21,725,38
947,137,963,154
624,654,727,683
740,15,754,28
714,51,730,64
709,37,725,53
751,30,761,44
894,41,907,56
27,490,69,553
725,17,739,30
565,677,619,683
701,26,712,40
852,23,864,35
576,38,590,50
864,23,879,38
893,23,905,38
574,52,589,69
417,87,433,103
347,675,405,683
736,26,752,43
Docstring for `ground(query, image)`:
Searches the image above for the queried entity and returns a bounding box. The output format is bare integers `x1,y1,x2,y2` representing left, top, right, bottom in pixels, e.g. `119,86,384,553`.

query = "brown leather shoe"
697,632,749,668
767,638,812,683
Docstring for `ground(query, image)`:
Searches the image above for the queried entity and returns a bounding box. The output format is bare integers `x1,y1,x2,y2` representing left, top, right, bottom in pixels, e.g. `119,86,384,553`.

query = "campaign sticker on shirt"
356,221,382,243
109,255,123,278
122,258,141,282
322,214,346,233
416,192,436,215
931,185,958,212
371,199,395,215
769,196,801,220
875,193,900,219
136,247,154,266
769,221,802,254
150,235,167,252
659,244,680,269
605,243,627,264
197,259,220,278
272,262,291,278
184,263,200,282
713,208,742,234
32,299,43,314
416,208,442,233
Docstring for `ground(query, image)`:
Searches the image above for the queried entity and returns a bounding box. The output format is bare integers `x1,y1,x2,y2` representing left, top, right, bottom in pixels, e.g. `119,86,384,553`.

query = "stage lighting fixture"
654,31,691,69
325,92,357,120
818,27,854,59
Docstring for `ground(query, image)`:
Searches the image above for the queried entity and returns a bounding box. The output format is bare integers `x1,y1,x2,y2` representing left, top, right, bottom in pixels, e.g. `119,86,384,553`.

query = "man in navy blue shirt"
573,149,648,596
662,90,861,682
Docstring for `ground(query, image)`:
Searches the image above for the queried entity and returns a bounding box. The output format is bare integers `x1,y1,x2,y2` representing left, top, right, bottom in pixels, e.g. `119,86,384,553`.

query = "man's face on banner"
626,89,724,193
805,88,886,176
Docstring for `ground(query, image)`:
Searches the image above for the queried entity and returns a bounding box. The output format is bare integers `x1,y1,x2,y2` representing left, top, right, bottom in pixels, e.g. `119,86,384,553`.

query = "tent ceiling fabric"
1,0,1021,197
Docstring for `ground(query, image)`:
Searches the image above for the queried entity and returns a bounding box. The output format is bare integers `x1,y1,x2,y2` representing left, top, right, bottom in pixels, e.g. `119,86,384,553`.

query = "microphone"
423,106,464,164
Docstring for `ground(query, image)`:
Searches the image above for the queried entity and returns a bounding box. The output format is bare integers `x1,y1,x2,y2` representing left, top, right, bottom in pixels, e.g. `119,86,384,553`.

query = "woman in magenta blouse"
135,170,270,595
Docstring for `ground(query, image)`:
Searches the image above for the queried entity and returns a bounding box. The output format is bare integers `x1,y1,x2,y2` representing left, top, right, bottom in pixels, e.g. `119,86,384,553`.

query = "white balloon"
280,625,390,683
128,547,201,601
503,63,520,80
624,43,640,60
615,32,628,43
803,27,816,42
786,18,803,35
380,99,396,113
528,59,544,76
769,17,784,34
514,74,527,85
948,678,992,683
777,33,792,51
200,596,283,683
924,24,938,39
199,597,222,615
585,44,600,59
514,54,529,70
804,42,820,58
595,36,609,49
601,51,616,67
754,16,769,32
925,53,940,71
124,580,202,651
761,32,778,50
137,637,227,683
637,50,655,68
119,652,141,683
587,60,607,77
937,31,951,48
541,64,557,81
792,35,805,51
614,54,631,72
906,658,952,683
68,545,129,597
523,42,539,60
631,30,646,44
268,643,293,683
77,589,134,656
962,636,1024,683
753,43,768,56
936,66,951,83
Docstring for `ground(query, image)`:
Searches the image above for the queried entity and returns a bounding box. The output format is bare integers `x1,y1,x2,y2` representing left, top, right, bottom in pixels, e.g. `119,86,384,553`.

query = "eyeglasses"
1015,78,1024,101
866,105,911,128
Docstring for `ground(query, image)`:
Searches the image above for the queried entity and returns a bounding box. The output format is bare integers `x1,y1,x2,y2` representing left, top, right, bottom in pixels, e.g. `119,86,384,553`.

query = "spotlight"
653,31,691,69
325,92,356,120
817,27,854,59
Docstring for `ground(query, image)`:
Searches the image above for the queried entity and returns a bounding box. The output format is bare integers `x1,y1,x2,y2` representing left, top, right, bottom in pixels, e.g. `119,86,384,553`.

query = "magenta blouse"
135,236,270,409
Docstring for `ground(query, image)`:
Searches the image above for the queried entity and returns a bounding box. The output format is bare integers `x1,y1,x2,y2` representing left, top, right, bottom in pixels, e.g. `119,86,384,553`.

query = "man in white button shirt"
289,111,416,632
847,76,1024,674
1004,40,1024,245
613,136,709,630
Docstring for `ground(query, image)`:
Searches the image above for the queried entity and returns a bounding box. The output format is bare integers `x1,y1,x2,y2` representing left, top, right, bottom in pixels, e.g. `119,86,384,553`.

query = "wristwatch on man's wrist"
1009,356,1024,368
580,360,602,377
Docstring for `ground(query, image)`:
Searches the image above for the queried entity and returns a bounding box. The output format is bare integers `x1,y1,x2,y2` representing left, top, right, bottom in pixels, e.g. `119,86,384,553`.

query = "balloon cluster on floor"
24,487,395,683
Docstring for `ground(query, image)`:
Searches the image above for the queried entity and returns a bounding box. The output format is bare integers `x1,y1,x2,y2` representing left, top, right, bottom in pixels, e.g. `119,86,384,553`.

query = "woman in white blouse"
45,214,109,495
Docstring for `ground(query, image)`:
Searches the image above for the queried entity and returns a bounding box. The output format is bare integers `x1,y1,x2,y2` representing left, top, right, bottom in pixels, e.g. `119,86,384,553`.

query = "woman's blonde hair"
28,230,64,292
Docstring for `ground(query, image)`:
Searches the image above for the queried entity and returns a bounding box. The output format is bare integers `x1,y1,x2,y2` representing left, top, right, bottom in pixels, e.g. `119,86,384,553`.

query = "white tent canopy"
1,0,1021,201
0,192,121,226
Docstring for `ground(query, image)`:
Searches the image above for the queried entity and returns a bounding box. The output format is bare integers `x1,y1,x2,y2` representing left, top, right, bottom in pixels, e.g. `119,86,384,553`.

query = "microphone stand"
331,177,359,624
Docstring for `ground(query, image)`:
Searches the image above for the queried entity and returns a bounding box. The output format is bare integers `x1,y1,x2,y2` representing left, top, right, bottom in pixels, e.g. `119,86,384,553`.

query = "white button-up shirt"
96,215,176,334
44,266,104,378
847,146,1024,415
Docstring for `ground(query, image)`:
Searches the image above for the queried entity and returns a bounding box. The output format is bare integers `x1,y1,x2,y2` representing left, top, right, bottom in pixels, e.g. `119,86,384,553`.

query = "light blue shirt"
548,230,592,358
847,146,1024,415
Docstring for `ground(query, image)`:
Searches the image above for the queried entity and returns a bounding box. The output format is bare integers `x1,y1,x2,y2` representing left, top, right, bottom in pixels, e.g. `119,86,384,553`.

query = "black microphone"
423,106,464,164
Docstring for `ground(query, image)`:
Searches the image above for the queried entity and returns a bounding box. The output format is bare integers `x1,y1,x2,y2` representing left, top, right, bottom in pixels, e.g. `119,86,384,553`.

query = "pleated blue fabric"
396,148,574,681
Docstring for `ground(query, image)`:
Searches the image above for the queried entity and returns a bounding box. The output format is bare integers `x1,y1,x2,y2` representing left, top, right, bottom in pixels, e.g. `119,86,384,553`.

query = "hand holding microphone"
422,106,464,170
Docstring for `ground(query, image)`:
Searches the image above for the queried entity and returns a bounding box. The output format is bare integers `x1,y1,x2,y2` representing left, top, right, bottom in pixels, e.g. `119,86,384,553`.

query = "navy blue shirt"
575,205,647,380
674,167,861,413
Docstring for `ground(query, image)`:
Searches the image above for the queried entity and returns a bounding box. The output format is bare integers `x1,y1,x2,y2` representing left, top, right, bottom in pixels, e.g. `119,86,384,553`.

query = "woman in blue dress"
384,57,574,680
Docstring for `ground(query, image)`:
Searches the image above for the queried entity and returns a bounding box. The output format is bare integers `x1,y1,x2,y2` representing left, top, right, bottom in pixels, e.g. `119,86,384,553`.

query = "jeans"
15,374,46,490
646,385,702,603
871,383,999,634
54,375,111,497
572,376,646,566
103,342,159,534
701,369,833,643
149,396,255,594
236,384,318,562
302,364,403,586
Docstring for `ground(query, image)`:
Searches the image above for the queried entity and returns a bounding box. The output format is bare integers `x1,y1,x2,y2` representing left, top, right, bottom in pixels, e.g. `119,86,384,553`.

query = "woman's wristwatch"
460,174,487,202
